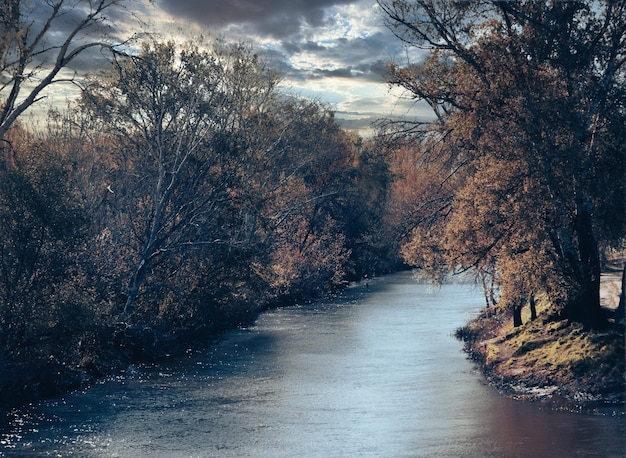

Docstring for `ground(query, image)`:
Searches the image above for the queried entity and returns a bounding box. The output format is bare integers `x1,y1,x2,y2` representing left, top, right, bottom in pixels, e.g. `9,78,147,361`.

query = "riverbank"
0,304,263,430
457,269,625,415
0,281,365,430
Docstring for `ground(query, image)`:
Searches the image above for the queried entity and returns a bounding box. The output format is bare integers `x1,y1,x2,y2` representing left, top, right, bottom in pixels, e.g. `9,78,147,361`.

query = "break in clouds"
155,0,396,82
153,0,425,130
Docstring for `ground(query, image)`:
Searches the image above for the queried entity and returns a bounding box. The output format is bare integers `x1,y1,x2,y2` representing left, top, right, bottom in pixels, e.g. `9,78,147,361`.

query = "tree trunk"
529,294,537,322
124,258,148,316
616,265,625,325
567,200,605,329
513,300,523,327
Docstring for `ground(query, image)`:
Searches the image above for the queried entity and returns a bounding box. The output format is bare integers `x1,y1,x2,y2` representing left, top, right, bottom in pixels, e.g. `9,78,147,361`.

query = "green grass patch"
462,291,625,405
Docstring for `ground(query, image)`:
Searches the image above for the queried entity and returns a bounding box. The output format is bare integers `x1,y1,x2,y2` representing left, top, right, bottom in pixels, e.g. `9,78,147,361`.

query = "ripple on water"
1,272,625,457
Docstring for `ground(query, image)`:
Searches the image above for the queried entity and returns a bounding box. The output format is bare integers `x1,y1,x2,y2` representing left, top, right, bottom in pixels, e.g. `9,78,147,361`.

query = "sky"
147,0,433,134
18,0,433,136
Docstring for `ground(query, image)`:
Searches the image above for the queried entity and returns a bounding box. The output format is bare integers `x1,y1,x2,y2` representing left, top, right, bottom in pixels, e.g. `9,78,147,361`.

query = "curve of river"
2,271,624,457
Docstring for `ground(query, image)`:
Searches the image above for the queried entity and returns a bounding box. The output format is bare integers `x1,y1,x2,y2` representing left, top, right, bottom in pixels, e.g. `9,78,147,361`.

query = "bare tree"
80,40,283,317
0,0,136,141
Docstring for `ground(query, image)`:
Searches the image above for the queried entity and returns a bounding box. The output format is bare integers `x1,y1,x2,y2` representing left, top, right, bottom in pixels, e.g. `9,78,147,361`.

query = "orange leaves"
382,2,626,326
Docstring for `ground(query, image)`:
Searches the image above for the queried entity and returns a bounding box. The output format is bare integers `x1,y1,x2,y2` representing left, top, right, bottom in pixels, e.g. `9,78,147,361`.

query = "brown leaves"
383,1,626,325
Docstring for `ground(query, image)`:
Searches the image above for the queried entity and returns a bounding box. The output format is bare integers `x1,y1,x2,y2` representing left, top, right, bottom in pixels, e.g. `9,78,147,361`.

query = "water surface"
2,272,624,457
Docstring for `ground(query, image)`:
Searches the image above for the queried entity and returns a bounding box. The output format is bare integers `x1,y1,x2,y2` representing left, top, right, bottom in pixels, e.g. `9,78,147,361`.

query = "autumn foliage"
380,0,626,329
0,40,399,407
0,0,624,413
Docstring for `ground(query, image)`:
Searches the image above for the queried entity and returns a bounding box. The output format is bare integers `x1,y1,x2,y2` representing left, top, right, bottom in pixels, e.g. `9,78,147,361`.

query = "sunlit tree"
260,100,356,299
380,0,626,328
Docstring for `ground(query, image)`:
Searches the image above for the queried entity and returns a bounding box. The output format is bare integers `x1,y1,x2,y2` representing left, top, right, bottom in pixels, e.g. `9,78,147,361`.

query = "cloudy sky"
20,0,432,135
145,0,432,133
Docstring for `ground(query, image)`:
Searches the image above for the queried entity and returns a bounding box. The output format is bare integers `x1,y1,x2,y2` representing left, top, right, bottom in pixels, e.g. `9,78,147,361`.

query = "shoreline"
457,269,625,416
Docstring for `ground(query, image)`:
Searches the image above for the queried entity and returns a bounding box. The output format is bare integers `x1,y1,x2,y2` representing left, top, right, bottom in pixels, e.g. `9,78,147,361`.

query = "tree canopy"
379,0,626,328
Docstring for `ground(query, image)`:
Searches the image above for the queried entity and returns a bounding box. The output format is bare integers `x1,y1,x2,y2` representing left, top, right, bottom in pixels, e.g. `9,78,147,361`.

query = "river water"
1,271,624,457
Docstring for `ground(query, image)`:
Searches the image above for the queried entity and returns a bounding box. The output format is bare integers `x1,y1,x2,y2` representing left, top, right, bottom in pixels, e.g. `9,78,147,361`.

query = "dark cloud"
154,1,401,88
25,0,142,44
279,32,393,84
156,0,357,39
304,61,386,82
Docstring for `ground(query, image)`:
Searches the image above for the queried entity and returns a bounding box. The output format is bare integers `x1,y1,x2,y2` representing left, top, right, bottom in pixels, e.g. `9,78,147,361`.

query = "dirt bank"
457,269,625,415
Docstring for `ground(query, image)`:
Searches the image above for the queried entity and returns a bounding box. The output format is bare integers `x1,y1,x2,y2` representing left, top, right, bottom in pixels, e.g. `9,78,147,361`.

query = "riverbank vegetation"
0,0,624,420
0,37,407,415
456,269,624,413
378,0,625,410
378,0,626,330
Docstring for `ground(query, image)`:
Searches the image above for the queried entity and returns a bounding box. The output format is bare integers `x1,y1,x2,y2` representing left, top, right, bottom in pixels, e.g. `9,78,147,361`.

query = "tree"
80,39,280,319
0,0,134,141
73,35,372,336
0,122,90,402
340,135,398,278
379,0,626,328
247,98,358,300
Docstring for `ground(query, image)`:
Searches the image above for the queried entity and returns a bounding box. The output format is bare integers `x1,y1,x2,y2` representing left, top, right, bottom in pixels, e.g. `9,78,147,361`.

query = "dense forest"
0,39,413,407
1,0,625,414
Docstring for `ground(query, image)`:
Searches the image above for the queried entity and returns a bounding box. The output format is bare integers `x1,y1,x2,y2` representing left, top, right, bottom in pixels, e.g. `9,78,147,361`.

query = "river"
1,271,624,457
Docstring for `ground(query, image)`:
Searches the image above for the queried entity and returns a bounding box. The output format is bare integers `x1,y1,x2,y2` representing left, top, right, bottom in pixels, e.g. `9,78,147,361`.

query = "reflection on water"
2,272,624,457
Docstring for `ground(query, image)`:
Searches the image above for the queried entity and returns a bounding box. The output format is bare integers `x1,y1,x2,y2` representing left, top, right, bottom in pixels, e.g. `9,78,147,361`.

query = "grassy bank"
457,278,625,415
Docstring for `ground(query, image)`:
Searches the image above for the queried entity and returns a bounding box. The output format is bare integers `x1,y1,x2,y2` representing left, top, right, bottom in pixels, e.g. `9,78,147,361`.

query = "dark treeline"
0,39,411,411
